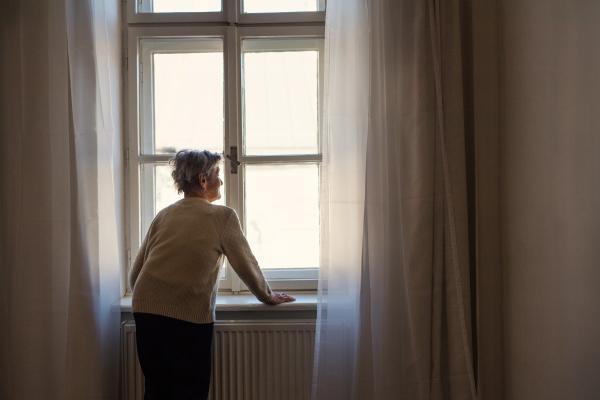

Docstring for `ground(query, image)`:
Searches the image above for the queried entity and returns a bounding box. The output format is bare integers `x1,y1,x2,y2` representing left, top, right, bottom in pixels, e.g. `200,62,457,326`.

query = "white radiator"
121,320,316,400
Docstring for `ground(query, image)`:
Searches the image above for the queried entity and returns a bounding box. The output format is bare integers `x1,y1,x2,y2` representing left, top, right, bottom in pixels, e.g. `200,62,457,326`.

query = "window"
125,1,325,293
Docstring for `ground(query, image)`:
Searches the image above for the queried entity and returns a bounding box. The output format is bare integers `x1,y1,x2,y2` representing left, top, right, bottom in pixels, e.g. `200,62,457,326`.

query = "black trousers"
134,312,214,400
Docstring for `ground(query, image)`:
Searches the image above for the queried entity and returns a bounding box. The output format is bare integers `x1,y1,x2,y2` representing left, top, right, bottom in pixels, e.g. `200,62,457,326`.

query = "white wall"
499,1,600,399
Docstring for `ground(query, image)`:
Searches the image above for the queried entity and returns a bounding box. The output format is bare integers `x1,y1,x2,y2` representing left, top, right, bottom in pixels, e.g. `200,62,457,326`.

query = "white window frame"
124,2,325,295
127,0,326,24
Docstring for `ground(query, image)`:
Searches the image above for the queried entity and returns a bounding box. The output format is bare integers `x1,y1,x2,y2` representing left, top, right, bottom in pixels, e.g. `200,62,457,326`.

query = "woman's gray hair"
169,150,223,195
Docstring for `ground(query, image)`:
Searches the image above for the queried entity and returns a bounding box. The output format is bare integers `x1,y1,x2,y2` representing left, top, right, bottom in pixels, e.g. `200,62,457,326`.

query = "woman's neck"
184,190,207,200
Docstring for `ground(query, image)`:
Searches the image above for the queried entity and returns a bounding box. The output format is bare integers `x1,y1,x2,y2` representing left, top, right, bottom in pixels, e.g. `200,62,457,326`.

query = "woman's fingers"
268,292,296,305
278,293,295,301
284,293,295,301
271,293,290,305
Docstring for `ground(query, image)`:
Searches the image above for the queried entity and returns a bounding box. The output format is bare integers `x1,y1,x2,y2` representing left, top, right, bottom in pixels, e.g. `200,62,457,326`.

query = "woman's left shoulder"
206,203,235,218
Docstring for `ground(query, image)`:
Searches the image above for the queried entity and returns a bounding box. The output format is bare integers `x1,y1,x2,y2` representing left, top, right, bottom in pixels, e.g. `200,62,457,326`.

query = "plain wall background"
499,1,600,399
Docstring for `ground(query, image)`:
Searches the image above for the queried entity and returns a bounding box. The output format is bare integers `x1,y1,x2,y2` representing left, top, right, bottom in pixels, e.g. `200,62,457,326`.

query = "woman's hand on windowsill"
266,292,296,305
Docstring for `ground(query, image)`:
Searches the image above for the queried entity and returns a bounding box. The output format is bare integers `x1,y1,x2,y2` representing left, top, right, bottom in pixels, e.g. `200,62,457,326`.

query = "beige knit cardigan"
129,197,274,323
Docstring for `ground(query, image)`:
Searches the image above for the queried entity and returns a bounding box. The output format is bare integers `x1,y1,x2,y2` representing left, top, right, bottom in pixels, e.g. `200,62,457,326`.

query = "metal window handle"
225,153,241,166
226,146,240,174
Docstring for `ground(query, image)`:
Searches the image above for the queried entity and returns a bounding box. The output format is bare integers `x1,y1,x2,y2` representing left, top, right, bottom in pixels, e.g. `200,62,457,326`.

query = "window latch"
225,146,240,174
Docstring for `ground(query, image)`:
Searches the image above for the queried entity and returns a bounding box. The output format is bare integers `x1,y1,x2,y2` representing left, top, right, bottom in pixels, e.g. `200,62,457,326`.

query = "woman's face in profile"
205,166,223,203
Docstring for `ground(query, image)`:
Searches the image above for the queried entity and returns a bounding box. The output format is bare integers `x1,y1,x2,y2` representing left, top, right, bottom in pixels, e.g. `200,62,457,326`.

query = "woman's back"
130,197,273,323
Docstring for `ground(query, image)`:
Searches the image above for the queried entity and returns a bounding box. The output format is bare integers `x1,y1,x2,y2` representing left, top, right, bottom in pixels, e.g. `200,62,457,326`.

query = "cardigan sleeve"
221,209,274,303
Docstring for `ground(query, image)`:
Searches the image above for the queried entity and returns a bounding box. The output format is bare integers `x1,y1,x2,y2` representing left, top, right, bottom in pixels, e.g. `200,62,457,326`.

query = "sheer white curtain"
0,0,121,398
313,0,478,399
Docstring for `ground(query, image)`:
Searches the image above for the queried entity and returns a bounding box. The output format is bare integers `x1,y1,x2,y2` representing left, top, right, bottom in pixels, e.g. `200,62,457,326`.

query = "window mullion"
137,155,173,163
241,155,323,164
226,0,237,24
226,24,245,293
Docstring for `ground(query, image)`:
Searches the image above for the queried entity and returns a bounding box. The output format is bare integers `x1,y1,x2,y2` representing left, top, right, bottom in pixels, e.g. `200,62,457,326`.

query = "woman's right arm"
221,210,296,305
221,209,275,304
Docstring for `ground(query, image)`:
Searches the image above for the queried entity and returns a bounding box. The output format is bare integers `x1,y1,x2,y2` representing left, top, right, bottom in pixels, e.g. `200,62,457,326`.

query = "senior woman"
128,149,295,400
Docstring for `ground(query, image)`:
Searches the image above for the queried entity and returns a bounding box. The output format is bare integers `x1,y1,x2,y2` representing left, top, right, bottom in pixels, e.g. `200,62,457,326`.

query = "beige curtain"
0,0,121,398
312,0,478,398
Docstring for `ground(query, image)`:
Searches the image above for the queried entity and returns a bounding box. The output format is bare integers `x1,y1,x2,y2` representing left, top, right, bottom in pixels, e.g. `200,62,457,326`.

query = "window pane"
150,51,224,154
140,164,225,240
243,40,320,156
148,0,221,13
245,164,319,269
243,0,318,13
140,39,224,155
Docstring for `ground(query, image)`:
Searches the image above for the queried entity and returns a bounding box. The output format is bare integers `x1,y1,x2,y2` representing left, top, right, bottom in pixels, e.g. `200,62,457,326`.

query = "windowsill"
119,293,318,313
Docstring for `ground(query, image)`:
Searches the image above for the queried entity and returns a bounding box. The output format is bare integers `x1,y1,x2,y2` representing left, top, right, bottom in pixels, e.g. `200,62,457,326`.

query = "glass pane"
243,41,319,156
149,0,221,12
243,0,318,13
140,164,225,240
152,52,223,154
245,164,319,269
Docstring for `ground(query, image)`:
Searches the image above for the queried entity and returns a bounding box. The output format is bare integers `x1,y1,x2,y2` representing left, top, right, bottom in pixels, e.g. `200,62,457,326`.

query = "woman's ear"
198,173,207,191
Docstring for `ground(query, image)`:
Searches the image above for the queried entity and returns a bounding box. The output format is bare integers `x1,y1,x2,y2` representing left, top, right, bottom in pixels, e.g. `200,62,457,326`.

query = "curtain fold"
312,0,477,398
0,0,121,398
